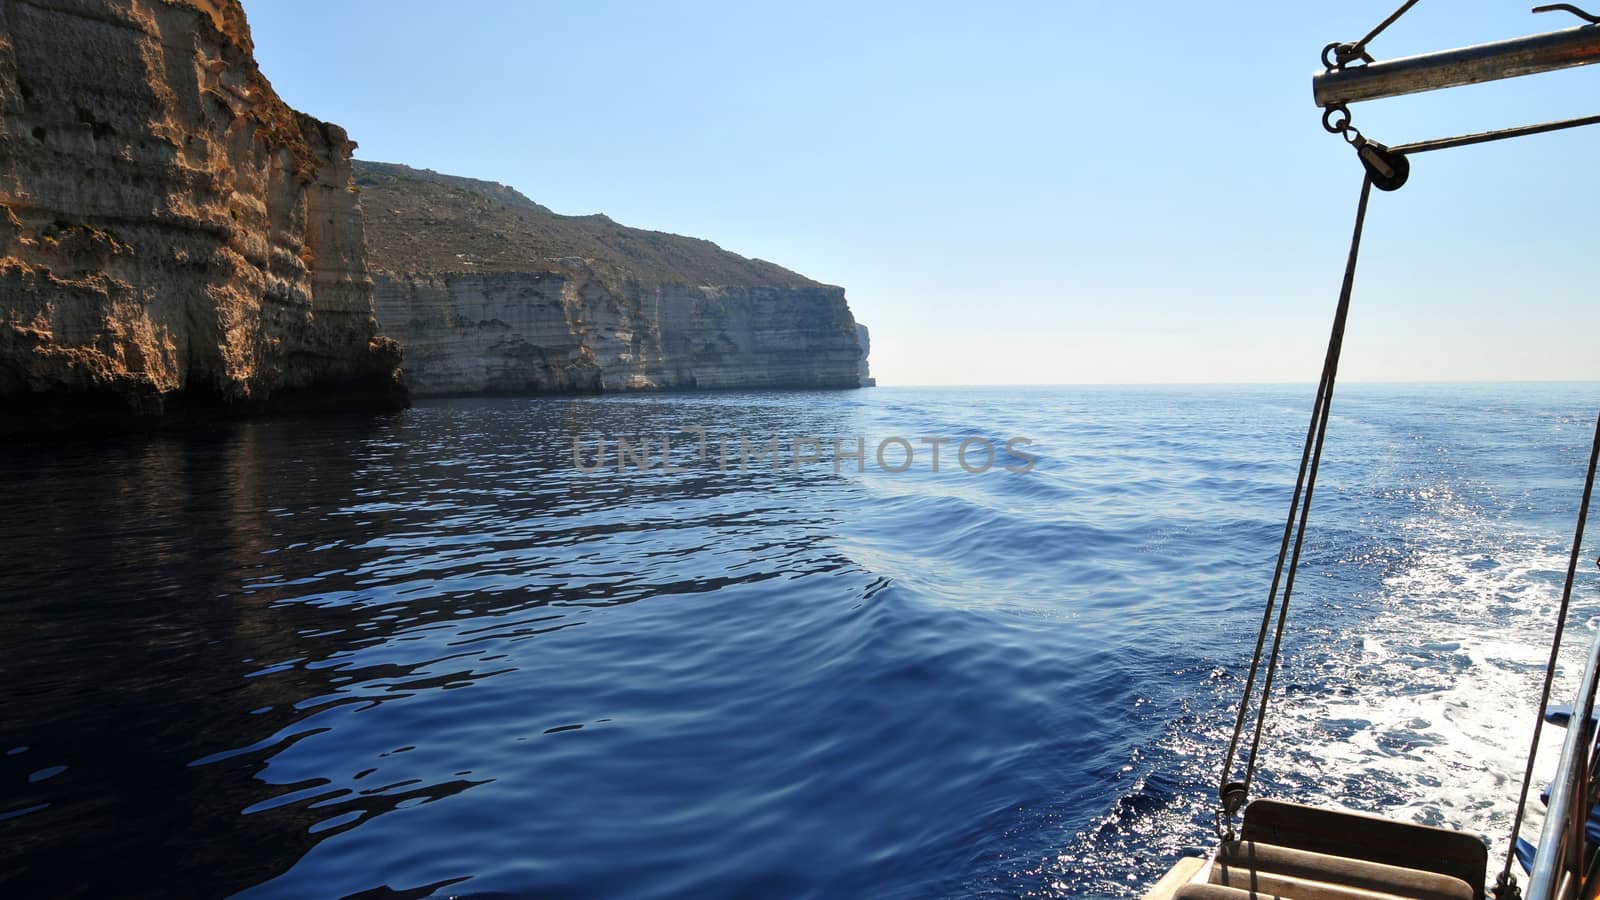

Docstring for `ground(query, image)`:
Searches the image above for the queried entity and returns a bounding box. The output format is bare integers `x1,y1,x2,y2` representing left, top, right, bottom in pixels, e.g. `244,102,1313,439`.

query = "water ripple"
0,384,1593,898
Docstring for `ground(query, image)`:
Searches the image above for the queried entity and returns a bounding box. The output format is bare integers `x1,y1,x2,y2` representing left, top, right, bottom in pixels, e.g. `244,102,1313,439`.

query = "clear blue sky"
248,1,1597,385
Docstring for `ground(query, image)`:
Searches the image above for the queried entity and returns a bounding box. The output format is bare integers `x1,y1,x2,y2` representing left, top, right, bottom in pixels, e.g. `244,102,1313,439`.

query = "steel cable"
1216,175,1375,836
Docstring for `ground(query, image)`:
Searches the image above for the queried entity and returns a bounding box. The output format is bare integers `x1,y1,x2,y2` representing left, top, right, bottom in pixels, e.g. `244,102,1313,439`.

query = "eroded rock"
356,161,868,396
0,0,406,433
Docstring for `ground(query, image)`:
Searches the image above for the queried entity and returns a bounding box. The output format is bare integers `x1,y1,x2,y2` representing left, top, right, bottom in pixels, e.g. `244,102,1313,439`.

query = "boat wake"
1042,390,1596,897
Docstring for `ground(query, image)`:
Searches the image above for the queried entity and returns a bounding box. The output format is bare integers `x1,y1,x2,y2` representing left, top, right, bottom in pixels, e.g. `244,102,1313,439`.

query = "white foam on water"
1261,499,1591,870
1018,387,1598,897
1064,499,1593,897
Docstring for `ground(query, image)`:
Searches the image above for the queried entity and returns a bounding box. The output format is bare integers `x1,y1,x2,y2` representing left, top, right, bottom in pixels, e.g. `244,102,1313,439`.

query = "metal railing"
1527,621,1600,900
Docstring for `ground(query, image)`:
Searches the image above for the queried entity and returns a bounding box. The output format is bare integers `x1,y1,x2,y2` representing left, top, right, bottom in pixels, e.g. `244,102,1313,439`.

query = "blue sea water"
1,383,1596,899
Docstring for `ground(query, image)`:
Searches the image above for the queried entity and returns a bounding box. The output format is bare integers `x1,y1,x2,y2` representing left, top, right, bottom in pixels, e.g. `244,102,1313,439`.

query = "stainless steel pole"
1527,622,1600,900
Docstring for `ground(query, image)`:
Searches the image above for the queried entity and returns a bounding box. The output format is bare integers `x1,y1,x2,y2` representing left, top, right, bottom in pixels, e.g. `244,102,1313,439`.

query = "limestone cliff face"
356,161,867,396
0,0,405,432
855,323,875,387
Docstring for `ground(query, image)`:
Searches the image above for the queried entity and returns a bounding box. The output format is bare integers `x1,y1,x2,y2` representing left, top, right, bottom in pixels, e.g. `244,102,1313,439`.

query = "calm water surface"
1,384,1596,898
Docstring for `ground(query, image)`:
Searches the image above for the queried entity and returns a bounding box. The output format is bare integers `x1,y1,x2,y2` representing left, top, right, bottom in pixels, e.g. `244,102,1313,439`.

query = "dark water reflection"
0,395,901,897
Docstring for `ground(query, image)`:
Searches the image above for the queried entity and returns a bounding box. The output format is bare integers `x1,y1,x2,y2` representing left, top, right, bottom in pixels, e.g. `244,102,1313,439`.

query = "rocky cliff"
0,0,405,433
855,323,875,387
355,161,868,396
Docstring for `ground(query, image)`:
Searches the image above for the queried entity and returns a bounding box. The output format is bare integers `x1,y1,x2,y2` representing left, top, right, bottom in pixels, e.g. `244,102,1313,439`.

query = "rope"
1494,408,1600,899
1216,175,1375,837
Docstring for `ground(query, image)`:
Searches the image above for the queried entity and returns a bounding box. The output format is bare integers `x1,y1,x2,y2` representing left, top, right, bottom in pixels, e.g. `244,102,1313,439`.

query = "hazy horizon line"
870,378,1600,388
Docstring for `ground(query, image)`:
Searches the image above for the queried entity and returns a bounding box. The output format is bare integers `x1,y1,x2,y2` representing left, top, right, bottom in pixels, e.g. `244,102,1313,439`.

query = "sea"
1,383,1596,899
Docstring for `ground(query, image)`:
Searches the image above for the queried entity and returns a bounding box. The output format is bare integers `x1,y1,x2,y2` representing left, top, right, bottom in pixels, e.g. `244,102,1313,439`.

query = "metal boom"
1313,24,1600,107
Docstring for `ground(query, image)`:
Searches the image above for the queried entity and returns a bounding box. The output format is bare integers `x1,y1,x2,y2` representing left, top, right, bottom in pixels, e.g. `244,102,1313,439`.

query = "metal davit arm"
1310,9,1600,189
1314,24,1600,108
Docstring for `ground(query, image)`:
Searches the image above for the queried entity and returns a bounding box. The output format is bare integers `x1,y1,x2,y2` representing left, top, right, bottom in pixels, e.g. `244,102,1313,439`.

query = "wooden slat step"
1241,800,1488,900
1175,884,1287,900
1180,876,1416,900
1213,864,1443,899
1215,841,1473,900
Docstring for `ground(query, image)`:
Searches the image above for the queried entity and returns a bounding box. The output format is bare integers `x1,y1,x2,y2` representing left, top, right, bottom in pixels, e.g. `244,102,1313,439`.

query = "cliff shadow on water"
0,394,877,897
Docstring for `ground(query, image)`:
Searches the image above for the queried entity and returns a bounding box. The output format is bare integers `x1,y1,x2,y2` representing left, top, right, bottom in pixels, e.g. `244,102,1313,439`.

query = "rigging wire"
1216,174,1375,838
1325,0,1424,69
1218,0,1600,840
1392,113,1600,154
1214,0,1600,872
